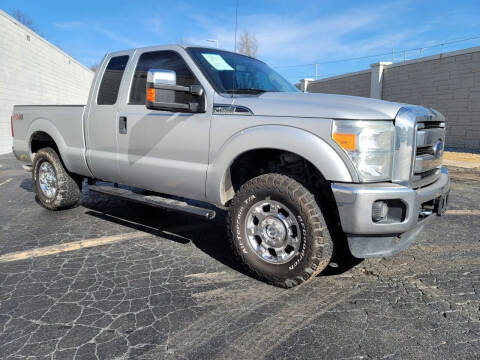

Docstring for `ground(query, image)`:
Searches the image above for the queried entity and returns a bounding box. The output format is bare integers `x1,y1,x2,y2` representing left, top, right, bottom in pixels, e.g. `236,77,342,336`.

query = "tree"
90,63,101,72
238,31,258,58
10,9,42,35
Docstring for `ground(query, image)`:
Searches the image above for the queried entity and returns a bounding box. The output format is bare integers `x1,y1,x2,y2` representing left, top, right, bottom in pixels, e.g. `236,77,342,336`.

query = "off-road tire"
33,147,81,210
227,173,333,288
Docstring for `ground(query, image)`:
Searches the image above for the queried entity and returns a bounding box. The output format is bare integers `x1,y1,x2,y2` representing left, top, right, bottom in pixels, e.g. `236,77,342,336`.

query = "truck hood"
230,92,405,120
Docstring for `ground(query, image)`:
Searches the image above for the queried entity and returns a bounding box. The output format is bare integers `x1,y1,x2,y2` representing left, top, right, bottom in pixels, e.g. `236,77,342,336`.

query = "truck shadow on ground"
19,177,34,192
80,190,362,280
79,190,253,278
19,178,362,281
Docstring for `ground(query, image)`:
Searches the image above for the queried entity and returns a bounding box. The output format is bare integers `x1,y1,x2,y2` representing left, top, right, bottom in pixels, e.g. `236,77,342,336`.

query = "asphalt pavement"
0,153,479,359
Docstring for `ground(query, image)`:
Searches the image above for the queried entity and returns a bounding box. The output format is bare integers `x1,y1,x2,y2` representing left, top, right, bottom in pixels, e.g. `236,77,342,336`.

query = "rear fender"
27,118,74,172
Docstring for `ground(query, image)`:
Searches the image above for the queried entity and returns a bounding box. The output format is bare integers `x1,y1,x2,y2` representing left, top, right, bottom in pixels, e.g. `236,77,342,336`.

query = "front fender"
206,125,356,205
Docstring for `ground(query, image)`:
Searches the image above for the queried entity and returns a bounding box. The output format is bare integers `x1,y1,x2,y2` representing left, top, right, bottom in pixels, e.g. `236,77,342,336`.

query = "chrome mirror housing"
147,69,176,86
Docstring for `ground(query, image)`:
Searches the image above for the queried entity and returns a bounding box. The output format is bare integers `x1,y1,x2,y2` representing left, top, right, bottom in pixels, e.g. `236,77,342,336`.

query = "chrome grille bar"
416,127,445,147
414,154,442,173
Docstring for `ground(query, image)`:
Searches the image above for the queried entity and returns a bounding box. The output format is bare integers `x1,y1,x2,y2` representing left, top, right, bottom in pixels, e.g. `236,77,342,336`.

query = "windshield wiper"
225,88,267,94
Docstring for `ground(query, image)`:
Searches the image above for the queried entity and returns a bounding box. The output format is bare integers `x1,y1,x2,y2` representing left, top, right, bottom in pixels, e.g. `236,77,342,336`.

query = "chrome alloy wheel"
38,161,57,198
245,199,301,264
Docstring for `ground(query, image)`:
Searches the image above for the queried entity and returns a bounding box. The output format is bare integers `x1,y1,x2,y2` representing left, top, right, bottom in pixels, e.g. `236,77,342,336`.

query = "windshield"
187,47,299,94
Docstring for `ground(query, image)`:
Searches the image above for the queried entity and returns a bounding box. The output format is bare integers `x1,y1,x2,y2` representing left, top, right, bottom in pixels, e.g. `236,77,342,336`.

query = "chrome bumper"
331,166,450,258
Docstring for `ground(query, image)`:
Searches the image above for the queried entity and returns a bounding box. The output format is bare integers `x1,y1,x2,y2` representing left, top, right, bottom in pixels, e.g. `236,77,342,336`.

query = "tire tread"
33,147,81,210
227,173,333,288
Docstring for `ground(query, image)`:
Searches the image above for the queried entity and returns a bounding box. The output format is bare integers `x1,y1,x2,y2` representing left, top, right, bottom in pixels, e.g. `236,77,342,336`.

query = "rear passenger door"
85,52,131,182
115,49,212,200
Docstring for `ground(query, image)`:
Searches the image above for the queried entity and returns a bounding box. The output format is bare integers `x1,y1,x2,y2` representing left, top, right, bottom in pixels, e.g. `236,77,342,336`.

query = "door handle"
119,116,127,134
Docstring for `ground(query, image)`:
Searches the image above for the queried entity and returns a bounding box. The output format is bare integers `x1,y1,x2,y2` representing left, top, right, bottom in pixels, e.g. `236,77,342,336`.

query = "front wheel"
228,173,333,288
32,147,81,210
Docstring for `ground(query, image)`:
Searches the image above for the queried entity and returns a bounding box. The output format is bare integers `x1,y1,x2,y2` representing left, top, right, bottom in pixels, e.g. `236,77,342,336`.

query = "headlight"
332,120,394,182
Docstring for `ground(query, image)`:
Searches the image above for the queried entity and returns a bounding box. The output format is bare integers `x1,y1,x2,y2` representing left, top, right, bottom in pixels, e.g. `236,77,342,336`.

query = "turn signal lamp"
332,133,356,151
146,88,156,103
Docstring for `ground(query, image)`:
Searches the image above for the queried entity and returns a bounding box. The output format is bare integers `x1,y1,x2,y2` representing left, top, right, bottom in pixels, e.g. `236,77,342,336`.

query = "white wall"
0,10,94,154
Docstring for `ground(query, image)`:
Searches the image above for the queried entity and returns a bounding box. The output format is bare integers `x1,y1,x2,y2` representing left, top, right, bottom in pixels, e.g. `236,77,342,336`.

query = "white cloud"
144,16,163,35
54,21,144,48
54,21,85,29
93,25,145,48
184,2,430,67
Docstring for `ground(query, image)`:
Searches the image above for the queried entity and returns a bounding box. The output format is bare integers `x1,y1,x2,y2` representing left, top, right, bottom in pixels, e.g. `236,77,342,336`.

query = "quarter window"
97,55,129,105
129,51,197,105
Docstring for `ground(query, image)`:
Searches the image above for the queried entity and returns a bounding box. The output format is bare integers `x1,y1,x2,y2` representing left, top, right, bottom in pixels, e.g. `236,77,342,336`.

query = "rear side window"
97,55,129,105
129,50,197,105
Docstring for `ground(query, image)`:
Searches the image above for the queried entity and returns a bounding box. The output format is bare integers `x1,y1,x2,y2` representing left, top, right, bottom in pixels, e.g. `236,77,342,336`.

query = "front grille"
412,120,445,188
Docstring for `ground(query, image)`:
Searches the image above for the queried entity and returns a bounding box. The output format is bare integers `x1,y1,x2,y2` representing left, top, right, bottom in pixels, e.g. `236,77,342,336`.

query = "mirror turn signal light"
146,88,156,102
333,133,356,151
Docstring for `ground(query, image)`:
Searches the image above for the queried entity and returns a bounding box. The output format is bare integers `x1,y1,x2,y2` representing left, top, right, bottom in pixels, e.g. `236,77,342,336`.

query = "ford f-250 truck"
11,45,450,288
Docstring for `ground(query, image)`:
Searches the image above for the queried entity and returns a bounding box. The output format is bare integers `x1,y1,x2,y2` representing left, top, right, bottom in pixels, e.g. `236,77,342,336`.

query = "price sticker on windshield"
201,53,234,71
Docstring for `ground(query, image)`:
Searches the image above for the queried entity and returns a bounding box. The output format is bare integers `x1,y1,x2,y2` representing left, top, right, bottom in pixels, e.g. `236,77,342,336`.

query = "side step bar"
88,184,216,220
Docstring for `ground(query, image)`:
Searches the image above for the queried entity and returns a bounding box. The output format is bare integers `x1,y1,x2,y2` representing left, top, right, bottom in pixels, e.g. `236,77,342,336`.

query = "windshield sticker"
201,54,234,71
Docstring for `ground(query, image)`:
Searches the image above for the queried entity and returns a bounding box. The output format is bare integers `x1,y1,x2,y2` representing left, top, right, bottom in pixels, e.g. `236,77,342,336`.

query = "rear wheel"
33,147,81,210
228,173,333,288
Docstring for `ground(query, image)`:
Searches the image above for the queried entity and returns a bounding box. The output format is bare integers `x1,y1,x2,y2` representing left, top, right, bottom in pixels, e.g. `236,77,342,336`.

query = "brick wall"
307,71,371,98
0,10,94,154
382,53,480,150
303,47,480,150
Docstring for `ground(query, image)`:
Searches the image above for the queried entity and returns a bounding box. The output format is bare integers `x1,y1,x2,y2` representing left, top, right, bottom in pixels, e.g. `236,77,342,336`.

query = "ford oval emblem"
433,140,444,159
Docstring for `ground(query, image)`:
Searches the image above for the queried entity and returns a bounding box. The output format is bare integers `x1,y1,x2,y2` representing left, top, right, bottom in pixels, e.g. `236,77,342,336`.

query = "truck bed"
11,105,91,177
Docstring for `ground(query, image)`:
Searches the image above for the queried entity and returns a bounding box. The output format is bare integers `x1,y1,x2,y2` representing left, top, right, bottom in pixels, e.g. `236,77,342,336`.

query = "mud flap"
435,191,449,216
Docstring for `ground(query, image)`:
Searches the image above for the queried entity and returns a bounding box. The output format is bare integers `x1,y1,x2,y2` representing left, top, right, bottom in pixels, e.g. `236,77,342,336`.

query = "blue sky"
2,0,480,83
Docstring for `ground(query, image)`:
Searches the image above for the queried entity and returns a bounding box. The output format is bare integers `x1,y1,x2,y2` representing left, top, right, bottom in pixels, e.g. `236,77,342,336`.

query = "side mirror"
149,69,177,86
146,69,205,113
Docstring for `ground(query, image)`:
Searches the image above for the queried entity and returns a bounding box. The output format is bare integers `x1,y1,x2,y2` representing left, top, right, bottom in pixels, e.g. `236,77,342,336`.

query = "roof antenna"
232,0,239,98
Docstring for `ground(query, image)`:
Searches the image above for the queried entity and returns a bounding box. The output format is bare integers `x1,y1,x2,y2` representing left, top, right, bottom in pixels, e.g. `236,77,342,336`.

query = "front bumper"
331,166,450,258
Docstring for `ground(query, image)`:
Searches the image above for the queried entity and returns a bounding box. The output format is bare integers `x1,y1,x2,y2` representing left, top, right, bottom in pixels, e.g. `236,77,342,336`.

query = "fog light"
372,201,388,222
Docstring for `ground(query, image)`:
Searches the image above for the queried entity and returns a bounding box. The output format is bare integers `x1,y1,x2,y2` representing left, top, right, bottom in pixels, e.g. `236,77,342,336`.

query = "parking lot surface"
0,153,479,359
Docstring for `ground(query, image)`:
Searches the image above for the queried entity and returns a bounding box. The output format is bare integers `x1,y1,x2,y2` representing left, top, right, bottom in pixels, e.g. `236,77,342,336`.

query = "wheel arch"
27,118,73,172
206,125,356,206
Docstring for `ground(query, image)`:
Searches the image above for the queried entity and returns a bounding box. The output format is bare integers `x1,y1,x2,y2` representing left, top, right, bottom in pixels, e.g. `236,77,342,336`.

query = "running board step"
88,185,216,220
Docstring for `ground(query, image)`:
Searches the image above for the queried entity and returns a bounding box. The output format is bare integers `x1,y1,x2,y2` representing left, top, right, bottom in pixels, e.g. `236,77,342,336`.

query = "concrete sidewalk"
443,151,480,170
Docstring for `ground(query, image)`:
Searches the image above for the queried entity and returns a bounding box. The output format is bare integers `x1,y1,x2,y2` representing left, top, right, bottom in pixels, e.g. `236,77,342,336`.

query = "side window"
97,55,129,105
129,51,197,105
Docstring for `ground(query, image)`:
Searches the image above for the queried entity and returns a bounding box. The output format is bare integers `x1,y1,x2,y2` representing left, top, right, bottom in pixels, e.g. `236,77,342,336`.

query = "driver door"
115,49,211,201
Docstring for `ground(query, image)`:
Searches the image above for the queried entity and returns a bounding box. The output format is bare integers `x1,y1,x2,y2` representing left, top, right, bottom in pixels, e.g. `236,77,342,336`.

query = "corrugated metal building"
0,9,94,154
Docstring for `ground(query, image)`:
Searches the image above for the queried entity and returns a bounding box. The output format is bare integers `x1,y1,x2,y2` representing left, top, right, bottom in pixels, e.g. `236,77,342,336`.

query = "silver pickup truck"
11,45,450,287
